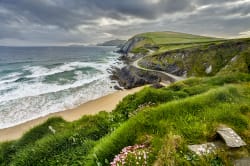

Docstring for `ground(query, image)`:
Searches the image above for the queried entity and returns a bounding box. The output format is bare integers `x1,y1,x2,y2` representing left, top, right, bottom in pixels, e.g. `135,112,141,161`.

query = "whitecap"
0,50,123,129
0,77,118,129
23,61,110,79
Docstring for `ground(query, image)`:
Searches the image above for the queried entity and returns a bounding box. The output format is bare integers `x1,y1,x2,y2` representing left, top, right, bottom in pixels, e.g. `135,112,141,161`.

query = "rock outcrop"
110,66,161,89
117,36,145,54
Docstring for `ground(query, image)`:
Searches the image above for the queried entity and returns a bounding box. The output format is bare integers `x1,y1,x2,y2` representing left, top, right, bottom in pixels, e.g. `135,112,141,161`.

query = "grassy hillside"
129,31,223,54
1,31,250,166
126,31,250,78
139,38,250,76
1,73,250,165
138,31,220,44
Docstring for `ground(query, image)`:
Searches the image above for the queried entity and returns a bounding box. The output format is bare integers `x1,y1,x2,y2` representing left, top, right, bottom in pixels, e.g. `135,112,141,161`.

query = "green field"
138,31,221,44
130,31,224,54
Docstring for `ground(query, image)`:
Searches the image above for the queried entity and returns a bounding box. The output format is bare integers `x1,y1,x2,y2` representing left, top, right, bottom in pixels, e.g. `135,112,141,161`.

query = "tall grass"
85,85,250,165
1,74,250,165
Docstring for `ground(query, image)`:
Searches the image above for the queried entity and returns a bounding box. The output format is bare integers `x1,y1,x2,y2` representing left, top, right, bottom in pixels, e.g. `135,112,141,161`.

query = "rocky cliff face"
117,36,145,54
110,66,161,89
139,40,250,77
113,36,164,89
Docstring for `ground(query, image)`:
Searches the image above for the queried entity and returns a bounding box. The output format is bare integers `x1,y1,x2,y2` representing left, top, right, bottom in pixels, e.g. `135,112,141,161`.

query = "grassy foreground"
1,73,250,165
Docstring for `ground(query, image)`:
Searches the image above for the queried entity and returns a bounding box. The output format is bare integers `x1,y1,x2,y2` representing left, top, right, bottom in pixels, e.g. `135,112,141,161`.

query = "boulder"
151,83,165,89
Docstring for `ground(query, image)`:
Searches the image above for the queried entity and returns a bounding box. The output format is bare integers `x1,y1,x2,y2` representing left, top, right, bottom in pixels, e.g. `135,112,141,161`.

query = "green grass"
130,47,149,54
129,31,223,54
1,73,250,166
86,83,250,165
1,31,250,165
153,40,226,55
219,47,250,75
137,31,221,45
0,112,113,166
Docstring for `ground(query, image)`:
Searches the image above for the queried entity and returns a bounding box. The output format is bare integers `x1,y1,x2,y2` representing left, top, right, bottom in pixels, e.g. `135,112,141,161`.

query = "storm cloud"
0,0,249,46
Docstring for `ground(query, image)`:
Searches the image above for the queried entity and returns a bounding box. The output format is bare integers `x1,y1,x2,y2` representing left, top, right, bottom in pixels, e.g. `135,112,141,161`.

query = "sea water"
0,46,121,129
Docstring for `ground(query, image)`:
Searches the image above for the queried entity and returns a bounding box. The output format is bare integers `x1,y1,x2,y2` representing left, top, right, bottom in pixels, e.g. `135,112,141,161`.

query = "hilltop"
97,39,126,47
1,31,250,166
118,31,222,54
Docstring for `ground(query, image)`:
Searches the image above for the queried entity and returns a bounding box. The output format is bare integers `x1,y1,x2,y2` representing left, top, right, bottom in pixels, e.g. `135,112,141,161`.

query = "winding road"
131,52,185,82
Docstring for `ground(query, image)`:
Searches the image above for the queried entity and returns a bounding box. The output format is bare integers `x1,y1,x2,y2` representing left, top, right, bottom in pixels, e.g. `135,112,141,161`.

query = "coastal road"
131,53,185,82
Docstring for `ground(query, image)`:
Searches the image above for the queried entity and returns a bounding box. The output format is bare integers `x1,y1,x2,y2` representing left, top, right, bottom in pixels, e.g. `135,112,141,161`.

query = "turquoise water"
0,46,121,129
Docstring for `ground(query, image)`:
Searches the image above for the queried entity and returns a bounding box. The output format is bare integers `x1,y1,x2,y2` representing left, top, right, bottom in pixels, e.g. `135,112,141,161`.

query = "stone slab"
217,127,246,148
188,142,221,156
234,158,250,166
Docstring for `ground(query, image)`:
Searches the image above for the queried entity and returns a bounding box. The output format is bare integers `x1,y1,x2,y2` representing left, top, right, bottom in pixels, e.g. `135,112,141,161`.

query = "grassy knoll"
85,74,250,165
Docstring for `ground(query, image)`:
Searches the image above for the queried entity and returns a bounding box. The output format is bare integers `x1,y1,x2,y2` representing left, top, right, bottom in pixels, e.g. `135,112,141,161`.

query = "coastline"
0,86,145,142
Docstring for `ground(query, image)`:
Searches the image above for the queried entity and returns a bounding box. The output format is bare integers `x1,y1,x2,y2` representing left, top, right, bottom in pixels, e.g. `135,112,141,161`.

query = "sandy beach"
0,86,145,142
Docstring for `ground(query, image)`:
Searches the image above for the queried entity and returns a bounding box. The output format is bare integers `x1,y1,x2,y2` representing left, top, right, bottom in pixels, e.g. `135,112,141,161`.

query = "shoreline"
0,86,145,142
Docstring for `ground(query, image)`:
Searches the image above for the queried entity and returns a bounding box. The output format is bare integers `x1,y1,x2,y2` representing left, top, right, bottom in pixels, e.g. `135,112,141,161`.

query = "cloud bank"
0,0,249,46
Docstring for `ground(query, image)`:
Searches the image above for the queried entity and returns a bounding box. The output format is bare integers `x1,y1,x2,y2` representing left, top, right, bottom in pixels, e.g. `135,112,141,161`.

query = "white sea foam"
0,56,122,129
0,72,22,85
0,78,18,86
2,72,22,79
0,56,120,102
24,61,110,78
0,77,118,129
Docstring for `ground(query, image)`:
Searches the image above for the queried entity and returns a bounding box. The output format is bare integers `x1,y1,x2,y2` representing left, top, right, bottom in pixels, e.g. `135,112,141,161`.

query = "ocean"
0,46,121,129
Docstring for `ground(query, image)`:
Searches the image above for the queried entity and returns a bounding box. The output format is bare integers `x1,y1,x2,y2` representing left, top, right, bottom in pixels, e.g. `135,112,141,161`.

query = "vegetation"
1,72,250,165
0,31,250,165
130,31,223,54
138,31,221,44
139,38,250,76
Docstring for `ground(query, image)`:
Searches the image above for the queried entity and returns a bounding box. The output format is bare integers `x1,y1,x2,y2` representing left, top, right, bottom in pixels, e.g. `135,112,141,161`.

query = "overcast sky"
0,0,249,46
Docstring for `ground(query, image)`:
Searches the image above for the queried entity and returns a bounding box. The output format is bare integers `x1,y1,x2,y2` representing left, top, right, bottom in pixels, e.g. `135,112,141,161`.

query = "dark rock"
114,85,123,90
110,65,161,89
139,59,185,76
117,36,145,54
151,83,164,89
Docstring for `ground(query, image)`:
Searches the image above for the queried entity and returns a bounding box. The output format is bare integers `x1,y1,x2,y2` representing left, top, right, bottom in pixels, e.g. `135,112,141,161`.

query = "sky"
0,0,249,46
